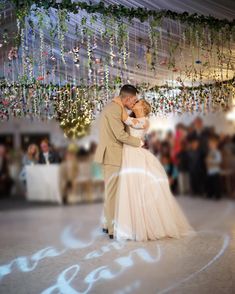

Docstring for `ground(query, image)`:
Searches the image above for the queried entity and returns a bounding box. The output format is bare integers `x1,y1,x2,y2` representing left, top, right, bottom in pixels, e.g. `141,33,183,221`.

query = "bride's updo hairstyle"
140,99,151,116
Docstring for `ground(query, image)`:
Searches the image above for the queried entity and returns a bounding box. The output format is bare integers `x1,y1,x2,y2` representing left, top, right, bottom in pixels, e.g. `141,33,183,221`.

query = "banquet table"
26,164,62,204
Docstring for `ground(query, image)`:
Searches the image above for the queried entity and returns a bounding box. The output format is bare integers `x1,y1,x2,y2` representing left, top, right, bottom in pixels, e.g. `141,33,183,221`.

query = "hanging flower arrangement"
54,86,94,139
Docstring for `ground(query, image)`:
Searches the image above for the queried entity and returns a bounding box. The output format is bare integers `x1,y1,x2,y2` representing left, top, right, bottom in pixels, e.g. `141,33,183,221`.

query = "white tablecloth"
26,164,62,203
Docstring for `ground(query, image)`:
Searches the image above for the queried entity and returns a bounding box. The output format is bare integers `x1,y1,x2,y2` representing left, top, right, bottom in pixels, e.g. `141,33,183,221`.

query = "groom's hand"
113,96,123,107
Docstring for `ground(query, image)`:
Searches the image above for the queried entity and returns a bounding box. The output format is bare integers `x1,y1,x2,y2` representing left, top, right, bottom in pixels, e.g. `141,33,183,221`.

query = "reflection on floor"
0,196,235,294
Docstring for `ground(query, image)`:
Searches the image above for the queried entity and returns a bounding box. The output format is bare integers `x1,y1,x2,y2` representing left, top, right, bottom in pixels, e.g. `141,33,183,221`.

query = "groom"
94,84,142,239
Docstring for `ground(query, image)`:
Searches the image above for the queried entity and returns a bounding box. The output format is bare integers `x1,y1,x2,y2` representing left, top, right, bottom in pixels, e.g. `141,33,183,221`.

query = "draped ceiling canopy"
0,0,235,87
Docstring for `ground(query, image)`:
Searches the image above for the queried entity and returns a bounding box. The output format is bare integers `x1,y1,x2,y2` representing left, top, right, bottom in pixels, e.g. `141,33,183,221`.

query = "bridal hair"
140,99,151,116
119,84,139,99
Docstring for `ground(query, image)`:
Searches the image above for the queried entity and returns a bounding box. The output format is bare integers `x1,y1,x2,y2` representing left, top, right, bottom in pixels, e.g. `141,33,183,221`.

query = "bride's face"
132,101,143,113
124,95,138,109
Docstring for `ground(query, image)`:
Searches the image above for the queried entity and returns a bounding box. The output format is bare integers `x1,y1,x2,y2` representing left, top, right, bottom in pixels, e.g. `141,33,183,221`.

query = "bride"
113,97,195,241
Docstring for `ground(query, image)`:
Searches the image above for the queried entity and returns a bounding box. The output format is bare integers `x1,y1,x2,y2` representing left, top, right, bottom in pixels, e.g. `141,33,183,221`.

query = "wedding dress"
114,117,195,241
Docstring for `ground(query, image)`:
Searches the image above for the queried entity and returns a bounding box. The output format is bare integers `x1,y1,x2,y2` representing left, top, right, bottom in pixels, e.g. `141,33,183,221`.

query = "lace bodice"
124,116,147,139
130,127,146,139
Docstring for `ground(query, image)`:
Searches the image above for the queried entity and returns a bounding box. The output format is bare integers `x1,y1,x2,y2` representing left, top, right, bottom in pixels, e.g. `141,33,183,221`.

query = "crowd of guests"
145,117,235,199
0,117,235,202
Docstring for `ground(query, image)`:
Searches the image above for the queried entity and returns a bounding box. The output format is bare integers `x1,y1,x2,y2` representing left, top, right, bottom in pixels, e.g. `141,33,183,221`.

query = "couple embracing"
94,84,194,241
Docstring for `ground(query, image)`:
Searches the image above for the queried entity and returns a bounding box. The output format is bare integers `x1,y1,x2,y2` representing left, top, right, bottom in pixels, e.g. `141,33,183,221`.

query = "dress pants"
206,173,221,199
103,164,120,235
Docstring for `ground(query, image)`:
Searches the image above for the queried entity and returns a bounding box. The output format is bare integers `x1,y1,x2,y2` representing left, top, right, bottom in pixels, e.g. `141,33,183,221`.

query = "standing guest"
160,140,171,158
177,140,190,195
60,144,79,204
189,117,209,154
166,130,174,150
206,136,222,200
19,144,39,183
172,123,187,165
0,144,13,198
90,142,104,200
188,117,210,193
148,131,161,156
187,137,205,196
186,123,195,142
38,139,60,164
161,154,178,194
90,142,103,181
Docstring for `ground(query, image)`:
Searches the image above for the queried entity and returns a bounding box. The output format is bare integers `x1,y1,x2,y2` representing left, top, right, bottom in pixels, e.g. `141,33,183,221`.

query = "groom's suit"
94,101,141,234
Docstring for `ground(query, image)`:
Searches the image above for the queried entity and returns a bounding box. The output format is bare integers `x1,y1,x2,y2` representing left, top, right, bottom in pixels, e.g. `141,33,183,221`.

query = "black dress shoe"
109,234,114,239
102,228,108,234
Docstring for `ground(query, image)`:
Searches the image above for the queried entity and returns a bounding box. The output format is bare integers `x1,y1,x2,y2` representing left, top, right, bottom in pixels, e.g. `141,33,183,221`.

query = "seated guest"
206,136,222,200
38,139,60,164
0,144,13,198
161,154,178,194
19,144,39,184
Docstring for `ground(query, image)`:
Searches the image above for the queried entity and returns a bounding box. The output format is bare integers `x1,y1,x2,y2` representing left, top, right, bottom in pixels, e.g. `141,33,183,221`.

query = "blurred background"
0,113,235,207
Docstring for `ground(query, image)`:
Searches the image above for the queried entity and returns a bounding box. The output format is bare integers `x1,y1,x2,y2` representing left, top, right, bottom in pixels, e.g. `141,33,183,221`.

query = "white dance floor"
0,196,235,294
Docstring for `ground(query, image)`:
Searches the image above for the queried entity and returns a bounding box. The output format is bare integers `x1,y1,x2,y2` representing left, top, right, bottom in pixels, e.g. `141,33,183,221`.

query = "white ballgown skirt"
114,145,195,241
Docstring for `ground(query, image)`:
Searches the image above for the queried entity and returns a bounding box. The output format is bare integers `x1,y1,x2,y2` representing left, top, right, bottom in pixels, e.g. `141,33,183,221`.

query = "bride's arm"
124,117,149,130
112,97,149,129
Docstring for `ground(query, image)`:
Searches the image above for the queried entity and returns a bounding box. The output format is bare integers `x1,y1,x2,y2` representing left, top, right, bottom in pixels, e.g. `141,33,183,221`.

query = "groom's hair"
119,84,139,99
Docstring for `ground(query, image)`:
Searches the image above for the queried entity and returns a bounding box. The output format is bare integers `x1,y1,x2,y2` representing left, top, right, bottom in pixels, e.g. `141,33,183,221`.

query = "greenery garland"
11,0,235,31
0,78,233,137
149,76,235,92
0,76,234,91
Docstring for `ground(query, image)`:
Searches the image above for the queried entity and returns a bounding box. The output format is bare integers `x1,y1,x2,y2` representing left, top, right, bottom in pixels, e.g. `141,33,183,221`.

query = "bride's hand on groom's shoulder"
143,120,150,130
112,96,119,103
112,96,123,107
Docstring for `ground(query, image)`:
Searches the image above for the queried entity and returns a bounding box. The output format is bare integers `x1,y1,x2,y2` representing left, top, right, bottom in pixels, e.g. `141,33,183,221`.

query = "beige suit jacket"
94,102,141,166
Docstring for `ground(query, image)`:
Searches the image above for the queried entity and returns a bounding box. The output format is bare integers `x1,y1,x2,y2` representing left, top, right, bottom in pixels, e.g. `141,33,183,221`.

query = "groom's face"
124,95,138,110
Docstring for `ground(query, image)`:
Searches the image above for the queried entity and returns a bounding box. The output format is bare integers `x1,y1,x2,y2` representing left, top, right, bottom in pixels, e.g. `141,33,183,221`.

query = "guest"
188,117,210,193
90,142,104,200
177,140,190,195
0,144,13,198
166,130,174,150
161,154,178,194
186,123,195,141
160,140,171,158
206,136,222,200
90,142,103,181
172,123,187,165
148,131,160,156
187,137,205,196
77,147,93,202
38,139,60,164
19,144,39,183
59,144,79,204
189,117,209,155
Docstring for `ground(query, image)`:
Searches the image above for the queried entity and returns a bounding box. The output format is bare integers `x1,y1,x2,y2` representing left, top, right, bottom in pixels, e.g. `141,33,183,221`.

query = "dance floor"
0,196,235,294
